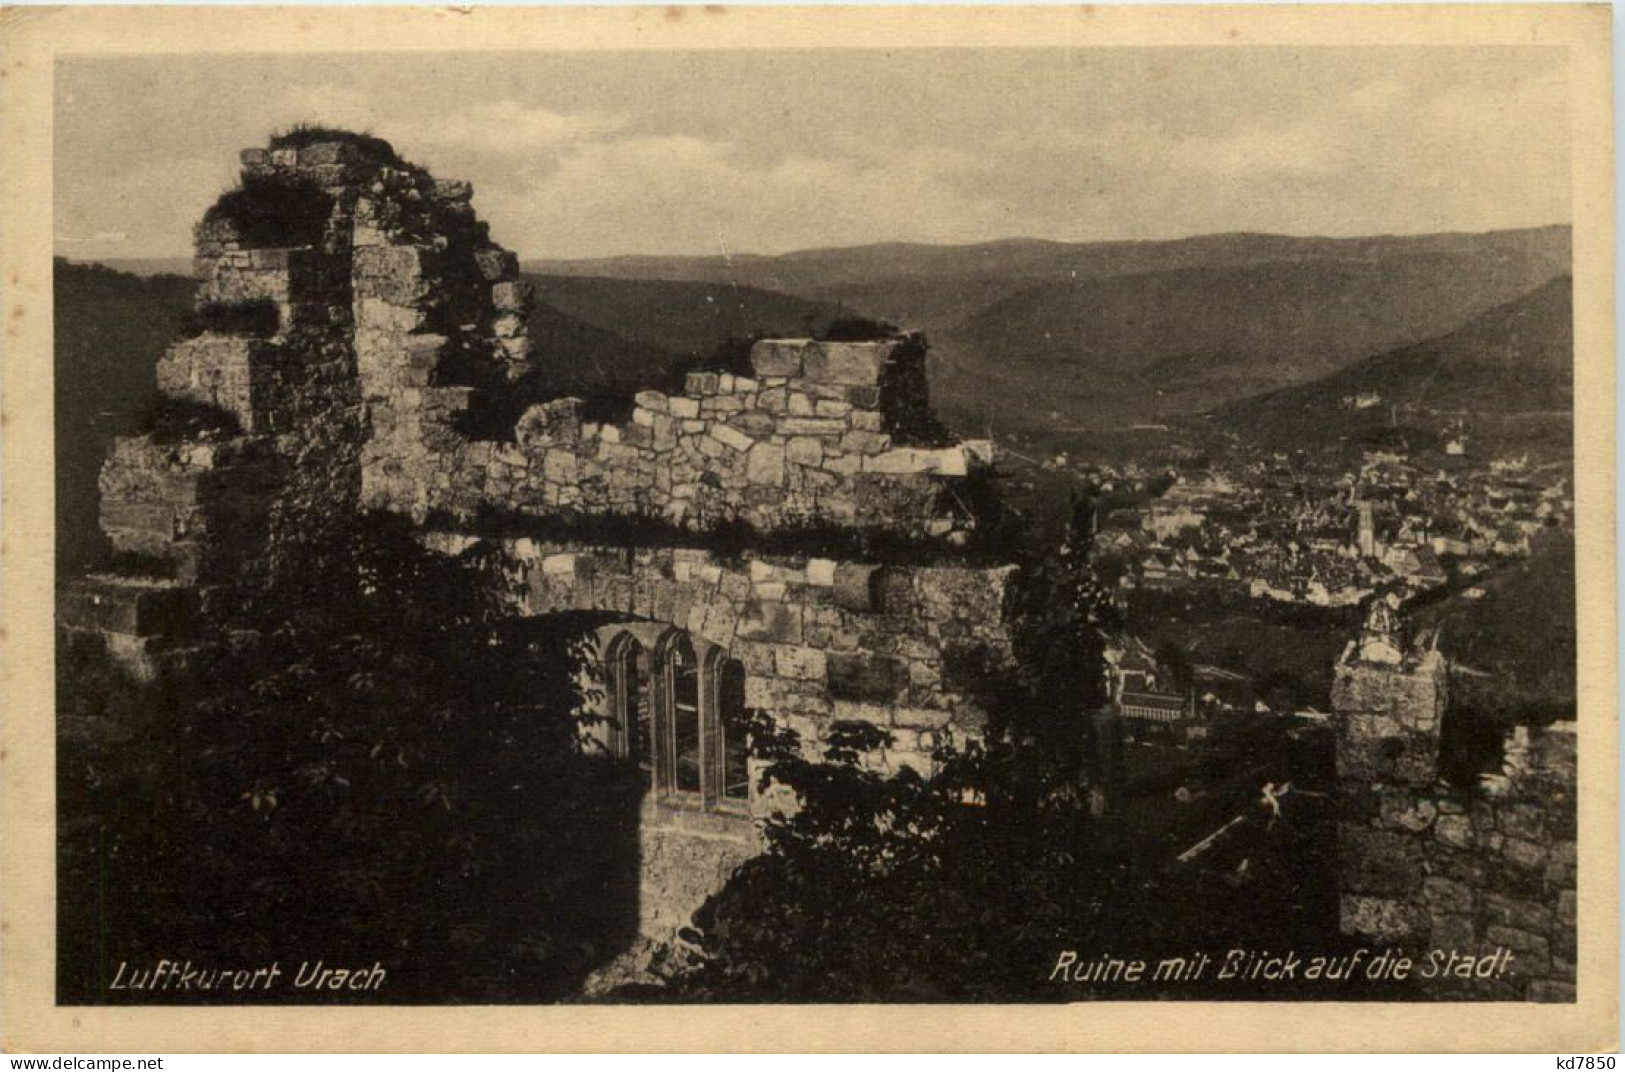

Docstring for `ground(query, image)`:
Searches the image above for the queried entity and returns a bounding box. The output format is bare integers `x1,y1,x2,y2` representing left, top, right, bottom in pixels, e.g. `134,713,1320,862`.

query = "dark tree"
818,315,900,342
58,513,642,1002
1155,640,1195,694
658,498,1138,1001
1001,493,1121,799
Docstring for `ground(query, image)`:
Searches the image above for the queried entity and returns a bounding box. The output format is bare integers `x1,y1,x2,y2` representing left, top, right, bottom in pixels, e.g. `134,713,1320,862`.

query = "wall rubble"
365,333,990,537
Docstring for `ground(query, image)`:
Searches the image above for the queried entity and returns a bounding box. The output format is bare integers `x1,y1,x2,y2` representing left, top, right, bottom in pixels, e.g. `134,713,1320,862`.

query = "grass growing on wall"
203,172,333,250
137,396,243,444
423,503,1017,569
268,124,403,166
180,298,282,339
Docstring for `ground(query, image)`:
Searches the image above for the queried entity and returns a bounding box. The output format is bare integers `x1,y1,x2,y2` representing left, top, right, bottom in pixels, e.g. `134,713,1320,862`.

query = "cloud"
275,85,625,157
1175,123,1345,179
55,151,238,261
435,100,626,152
483,131,1012,259
54,50,1574,260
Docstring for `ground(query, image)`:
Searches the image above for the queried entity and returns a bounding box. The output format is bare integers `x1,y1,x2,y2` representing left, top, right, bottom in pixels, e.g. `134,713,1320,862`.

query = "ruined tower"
62,132,535,675
1332,599,1578,1001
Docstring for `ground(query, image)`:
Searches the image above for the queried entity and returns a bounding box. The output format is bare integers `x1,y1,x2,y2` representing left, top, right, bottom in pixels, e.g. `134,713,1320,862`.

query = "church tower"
1356,500,1377,559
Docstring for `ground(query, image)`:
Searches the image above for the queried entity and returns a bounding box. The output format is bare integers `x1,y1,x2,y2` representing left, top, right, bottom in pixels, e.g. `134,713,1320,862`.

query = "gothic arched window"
715,658,750,807
606,633,652,786
601,627,751,813
665,633,702,797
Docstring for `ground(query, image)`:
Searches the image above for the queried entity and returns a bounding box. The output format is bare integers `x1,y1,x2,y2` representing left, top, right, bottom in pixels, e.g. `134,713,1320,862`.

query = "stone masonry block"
801,341,893,387
827,653,909,704
751,340,813,378
1529,981,1577,1004
353,245,431,305
1339,825,1425,896
831,562,883,612
686,371,720,396
156,336,288,433
60,576,199,638
1340,894,1428,944
786,436,823,467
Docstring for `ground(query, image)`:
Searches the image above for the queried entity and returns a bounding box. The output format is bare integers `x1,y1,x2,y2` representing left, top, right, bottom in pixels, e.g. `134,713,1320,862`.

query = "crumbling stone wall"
427,534,1018,767
368,336,990,537
417,533,1018,941
1334,641,1578,1002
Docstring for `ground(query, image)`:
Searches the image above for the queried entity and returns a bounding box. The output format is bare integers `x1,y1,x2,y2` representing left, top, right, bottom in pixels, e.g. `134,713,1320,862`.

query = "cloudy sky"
55,47,1569,263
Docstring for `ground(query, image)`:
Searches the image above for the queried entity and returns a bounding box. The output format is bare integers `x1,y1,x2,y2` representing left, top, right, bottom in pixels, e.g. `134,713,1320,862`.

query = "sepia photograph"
1,2,1616,1053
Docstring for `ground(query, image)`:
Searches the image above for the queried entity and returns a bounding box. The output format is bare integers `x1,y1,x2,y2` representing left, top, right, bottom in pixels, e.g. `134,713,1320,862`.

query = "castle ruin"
60,132,1581,989
61,133,1020,941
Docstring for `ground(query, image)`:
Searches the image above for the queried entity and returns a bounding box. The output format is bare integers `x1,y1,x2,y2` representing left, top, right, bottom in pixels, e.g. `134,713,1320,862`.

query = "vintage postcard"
0,3,1616,1053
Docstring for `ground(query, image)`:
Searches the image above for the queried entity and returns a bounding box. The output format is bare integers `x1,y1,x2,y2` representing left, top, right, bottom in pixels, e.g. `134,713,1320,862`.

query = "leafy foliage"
268,124,402,165
58,513,639,1002
203,172,334,249
137,395,243,443
180,298,281,339
819,315,900,342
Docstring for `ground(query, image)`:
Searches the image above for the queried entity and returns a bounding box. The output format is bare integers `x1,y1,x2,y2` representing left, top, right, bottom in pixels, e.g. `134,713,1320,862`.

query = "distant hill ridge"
97,224,1572,291
527,225,1569,289
523,273,846,368
83,229,1576,421
527,225,1570,433
1215,276,1573,446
